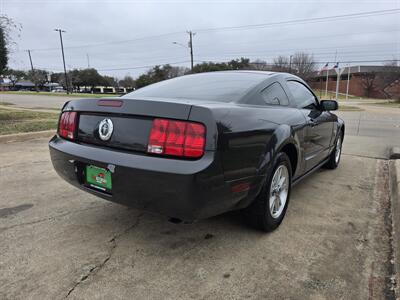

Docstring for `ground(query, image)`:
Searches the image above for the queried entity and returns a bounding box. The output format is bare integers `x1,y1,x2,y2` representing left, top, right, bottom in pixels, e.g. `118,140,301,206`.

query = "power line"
194,9,400,33
194,43,398,58
194,59,399,64
17,9,400,53
24,31,185,52
193,28,400,48
96,60,191,71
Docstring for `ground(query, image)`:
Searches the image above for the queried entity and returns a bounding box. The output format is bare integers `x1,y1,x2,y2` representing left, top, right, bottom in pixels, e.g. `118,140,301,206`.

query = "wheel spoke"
278,176,286,189
270,196,276,212
277,167,282,182
274,196,281,212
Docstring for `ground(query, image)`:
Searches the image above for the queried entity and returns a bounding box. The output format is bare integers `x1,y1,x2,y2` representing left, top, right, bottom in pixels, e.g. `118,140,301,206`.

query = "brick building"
309,65,400,99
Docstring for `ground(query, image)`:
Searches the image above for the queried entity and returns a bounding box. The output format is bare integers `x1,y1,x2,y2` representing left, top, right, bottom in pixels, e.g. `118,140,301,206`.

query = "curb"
0,130,55,144
390,159,400,299
390,147,400,159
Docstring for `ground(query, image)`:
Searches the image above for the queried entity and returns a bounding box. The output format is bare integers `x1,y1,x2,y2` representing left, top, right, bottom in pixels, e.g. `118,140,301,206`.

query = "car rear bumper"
49,136,258,221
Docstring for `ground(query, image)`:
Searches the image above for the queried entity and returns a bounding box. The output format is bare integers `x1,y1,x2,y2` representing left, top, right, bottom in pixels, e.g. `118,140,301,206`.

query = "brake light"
147,118,206,158
97,99,123,107
58,112,77,140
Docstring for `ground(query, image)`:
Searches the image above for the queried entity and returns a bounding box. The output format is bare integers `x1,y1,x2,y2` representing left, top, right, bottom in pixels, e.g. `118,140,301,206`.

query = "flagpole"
325,69,329,98
334,62,344,101
345,64,350,101
335,67,340,100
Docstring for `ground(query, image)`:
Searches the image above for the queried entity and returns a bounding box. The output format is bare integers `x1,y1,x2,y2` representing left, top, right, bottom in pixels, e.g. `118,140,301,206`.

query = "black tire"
244,152,292,232
324,131,343,169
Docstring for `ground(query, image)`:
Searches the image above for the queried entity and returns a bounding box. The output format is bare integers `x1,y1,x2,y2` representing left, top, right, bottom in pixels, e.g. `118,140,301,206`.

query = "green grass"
0,106,58,135
313,90,363,100
368,101,400,108
0,91,119,98
0,101,16,106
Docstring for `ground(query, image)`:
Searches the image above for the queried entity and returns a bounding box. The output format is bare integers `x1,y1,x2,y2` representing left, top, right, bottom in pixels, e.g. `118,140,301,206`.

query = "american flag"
318,62,329,74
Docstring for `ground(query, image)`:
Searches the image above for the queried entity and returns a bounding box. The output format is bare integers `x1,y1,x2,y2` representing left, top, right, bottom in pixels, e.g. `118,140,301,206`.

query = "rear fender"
258,124,301,180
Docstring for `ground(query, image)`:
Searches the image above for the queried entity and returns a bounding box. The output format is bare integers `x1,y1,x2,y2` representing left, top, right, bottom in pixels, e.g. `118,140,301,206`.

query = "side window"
286,81,317,109
261,82,289,106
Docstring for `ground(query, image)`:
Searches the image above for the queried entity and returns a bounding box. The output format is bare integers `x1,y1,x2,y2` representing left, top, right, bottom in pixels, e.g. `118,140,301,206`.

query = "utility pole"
54,28,70,94
86,53,90,68
289,55,293,73
187,31,195,72
172,31,195,72
26,50,38,92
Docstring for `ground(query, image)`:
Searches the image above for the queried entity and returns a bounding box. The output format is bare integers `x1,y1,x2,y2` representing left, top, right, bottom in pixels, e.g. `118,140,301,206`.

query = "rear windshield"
123,72,267,102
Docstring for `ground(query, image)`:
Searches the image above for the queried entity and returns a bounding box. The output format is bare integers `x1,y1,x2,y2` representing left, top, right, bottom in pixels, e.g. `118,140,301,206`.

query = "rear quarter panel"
193,104,307,183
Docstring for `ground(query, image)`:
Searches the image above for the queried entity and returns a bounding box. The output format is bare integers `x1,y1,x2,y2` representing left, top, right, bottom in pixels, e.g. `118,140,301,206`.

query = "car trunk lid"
68,97,193,153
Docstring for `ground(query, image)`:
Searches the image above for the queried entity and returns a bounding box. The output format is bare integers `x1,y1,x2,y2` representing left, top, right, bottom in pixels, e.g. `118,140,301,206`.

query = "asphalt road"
0,93,75,109
1,94,399,299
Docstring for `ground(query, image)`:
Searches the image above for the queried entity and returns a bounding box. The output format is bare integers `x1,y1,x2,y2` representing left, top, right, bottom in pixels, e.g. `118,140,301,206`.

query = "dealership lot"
1,97,400,299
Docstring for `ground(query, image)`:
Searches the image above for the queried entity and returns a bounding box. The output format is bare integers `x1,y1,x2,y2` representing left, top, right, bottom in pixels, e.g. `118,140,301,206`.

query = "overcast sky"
1,0,399,78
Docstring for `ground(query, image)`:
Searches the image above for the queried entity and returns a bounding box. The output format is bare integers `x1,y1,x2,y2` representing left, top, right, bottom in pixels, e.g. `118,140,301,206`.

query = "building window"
341,74,352,81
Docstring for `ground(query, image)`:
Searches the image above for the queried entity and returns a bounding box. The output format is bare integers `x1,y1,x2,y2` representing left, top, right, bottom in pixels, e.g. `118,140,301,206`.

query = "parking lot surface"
0,134,395,299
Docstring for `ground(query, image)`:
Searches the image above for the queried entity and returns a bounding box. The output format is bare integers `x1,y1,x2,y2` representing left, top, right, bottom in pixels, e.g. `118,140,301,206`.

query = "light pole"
54,28,70,94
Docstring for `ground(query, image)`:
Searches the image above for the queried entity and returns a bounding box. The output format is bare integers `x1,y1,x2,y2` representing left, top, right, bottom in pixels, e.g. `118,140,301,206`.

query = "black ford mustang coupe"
49,71,344,231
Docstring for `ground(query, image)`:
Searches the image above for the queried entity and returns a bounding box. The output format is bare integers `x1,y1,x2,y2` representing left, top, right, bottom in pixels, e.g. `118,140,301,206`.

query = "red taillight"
147,118,206,159
58,112,77,140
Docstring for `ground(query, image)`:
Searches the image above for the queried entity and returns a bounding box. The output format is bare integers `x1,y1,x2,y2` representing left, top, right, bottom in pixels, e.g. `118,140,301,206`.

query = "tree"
136,73,153,89
272,56,290,72
0,16,21,75
69,69,82,91
250,59,270,71
119,75,135,88
5,69,26,88
135,64,186,88
101,75,118,87
360,72,376,97
27,69,48,89
0,26,7,74
291,52,316,80
78,68,103,91
228,57,250,70
192,57,251,73
380,61,400,99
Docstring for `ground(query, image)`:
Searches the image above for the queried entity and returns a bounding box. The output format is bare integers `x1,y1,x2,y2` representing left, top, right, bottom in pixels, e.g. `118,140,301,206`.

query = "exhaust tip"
168,217,183,224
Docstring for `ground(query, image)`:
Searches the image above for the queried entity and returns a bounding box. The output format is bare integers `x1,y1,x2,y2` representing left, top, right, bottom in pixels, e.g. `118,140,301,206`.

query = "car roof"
207,70,277,76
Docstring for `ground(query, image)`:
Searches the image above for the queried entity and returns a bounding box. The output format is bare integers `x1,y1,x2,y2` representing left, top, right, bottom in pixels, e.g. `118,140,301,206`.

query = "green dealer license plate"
86,165,112,191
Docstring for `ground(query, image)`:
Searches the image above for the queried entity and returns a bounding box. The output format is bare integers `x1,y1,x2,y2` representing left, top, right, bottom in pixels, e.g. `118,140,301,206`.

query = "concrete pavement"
0,136,396,299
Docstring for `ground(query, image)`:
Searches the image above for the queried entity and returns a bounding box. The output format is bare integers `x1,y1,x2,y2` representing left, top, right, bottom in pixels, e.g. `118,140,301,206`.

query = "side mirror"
320,100,338,111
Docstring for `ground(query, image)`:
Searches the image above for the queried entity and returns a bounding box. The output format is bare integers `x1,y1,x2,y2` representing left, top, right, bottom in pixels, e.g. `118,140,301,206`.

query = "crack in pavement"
65,212,145,298
0,160,49,170
0,205,107,233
